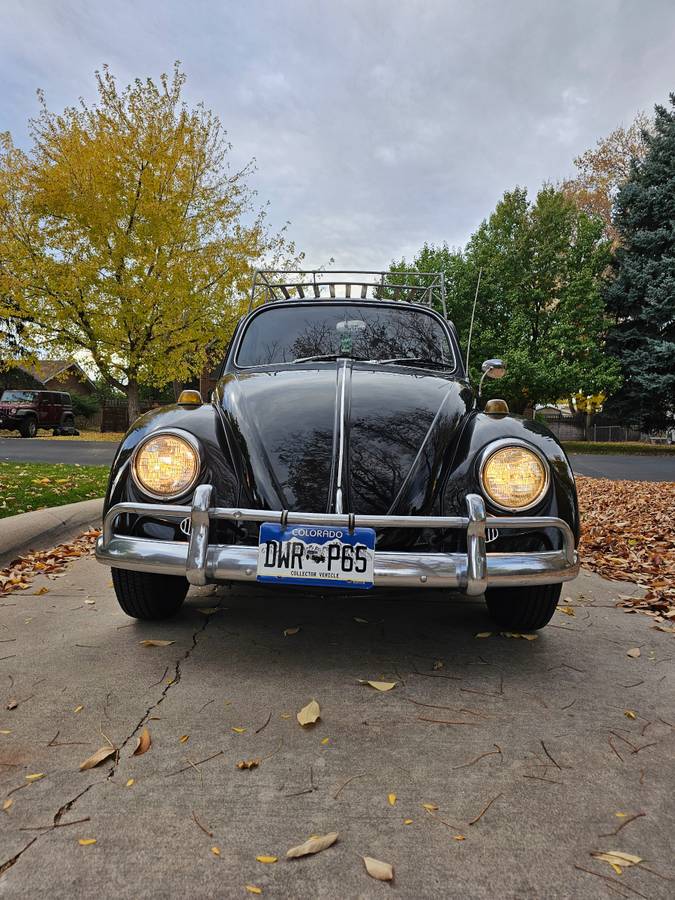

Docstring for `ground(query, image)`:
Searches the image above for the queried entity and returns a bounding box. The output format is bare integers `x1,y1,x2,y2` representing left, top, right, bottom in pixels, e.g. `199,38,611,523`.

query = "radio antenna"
464,267,482,375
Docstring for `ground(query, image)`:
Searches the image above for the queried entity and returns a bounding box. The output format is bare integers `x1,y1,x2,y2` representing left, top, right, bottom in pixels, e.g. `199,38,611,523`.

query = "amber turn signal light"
177,390,202,406
484,398,509,415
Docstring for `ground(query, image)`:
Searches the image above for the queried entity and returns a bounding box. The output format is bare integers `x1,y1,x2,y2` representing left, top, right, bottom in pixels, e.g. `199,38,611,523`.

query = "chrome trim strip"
98,487,578,593
334,359,349,515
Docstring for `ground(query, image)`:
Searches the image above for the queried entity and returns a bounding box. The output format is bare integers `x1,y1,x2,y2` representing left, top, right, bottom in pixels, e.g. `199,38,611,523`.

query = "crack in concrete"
1,611,215,879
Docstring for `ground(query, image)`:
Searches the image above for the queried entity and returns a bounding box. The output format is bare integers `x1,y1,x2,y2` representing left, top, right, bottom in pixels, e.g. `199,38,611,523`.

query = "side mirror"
478,359,506,397
481,358,506,379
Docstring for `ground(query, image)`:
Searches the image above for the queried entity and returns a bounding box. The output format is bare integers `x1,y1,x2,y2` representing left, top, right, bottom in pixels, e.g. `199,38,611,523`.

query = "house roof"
18,359,95,388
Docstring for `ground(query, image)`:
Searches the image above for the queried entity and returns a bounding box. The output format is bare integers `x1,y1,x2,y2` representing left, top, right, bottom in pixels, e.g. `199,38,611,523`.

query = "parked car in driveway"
96,270,579,631
0,389,77,437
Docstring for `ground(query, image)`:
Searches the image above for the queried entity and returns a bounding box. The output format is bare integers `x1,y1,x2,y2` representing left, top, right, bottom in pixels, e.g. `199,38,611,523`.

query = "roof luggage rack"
249,269,446,316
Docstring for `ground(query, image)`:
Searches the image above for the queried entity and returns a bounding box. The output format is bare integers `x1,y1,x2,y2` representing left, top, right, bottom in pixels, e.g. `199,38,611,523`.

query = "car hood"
216,363,473,517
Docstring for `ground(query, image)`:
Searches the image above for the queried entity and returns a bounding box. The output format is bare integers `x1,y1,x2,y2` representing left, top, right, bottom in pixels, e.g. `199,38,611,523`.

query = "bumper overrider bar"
96,484,578,595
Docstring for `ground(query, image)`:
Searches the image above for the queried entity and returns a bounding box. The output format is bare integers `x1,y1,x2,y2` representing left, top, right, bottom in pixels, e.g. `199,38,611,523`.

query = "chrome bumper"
96,485,578,595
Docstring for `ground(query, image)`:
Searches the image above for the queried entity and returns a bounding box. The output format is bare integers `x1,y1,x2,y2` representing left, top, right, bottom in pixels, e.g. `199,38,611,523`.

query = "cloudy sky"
1,1,674,268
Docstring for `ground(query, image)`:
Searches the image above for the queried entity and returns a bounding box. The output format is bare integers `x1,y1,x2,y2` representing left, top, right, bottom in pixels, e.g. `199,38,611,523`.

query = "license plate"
257,522,375,589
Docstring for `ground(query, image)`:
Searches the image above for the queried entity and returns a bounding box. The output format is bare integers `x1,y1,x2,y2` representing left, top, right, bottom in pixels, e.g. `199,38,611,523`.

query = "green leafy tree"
0,64,299,422
394,187,620,413
604,95,675,431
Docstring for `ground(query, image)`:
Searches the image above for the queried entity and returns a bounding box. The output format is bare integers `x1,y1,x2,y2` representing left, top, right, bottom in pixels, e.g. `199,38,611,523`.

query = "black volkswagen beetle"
96,270,579,630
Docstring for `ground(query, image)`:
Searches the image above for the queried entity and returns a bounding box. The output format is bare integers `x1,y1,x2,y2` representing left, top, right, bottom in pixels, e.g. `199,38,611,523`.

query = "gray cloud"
1,0,674,267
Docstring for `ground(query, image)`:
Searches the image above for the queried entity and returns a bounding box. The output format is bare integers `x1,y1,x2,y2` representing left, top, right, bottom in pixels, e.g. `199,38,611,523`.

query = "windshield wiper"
375,356,450,369
291,353,366,364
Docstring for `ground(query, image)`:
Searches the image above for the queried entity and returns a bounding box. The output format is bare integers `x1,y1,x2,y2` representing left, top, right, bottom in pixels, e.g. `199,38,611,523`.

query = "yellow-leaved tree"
0,63,299,421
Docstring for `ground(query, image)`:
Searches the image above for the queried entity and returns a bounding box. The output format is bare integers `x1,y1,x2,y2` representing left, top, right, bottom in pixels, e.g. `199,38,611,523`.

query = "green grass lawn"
0,462,109,518
562,440,675,456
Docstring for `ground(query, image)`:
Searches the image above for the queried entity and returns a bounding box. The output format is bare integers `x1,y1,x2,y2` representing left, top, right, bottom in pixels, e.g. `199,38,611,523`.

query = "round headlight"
132,432,200,499
480,444,548,511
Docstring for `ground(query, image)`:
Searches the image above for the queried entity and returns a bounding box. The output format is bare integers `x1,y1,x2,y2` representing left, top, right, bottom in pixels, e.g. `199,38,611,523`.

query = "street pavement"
0,439,119,467
2,438,675,482
1,556,673,898
569,452,675,482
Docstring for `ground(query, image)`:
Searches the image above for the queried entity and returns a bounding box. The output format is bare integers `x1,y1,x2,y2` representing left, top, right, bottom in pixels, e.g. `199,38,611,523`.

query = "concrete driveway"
1,557,673,898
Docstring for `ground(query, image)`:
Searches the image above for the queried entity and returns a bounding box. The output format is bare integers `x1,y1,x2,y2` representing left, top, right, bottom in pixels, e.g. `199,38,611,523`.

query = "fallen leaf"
133,728,151,756
78,838,97,846
422,803,438,812
84,599,96,605
236,758,261,770
280,713,291,719
403,818,413,825
432,660,444,670
256,856,278,864
232,727,247,734
211,847,220,856
139,639,175,647
615,812,627,818
321,737,330,745
245,887,262,895
363,856,394,881
387,793,397,806
179,735,190,743
626,647,641,658
6,699,17,710
126,779,135,787
79,745,117,771
25,773,45,782
500,631,538,641
354,617,368,623
286,831,338,858
283,626,301,636
591,850,642,872
558,606,575,616
74,705,84,713
0,729,12,734
624,710,637,720
475,632,492,639
3,798,13,811
653,623,675,633
297,700,321,726
197,608,219,616
359,680,397,692
34,586,49,595
453,834,466,841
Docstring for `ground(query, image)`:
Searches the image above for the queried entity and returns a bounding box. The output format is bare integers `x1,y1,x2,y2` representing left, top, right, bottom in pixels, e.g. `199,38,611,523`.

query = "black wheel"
111,568,189,620
19,416,37,438
485,583,562,631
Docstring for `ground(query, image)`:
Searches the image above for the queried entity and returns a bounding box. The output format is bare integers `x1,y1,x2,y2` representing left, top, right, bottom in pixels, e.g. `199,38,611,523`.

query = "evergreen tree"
604,95,675,430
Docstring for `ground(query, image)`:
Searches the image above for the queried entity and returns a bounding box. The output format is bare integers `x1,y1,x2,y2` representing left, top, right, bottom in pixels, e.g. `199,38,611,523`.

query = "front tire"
19,416,37,438
485,583,562,631
112,568,189,620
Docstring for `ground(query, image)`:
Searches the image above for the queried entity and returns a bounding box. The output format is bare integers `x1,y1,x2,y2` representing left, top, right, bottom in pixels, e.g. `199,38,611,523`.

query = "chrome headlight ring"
130,428,202,501
477,438,550,513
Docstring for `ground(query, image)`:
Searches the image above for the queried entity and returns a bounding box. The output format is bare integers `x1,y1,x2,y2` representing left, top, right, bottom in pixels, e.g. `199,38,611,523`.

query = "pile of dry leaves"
576,475,675,617
0,529,101,597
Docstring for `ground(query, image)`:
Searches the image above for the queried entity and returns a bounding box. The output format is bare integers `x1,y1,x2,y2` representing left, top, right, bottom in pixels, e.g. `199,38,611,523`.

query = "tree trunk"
127,378,141,426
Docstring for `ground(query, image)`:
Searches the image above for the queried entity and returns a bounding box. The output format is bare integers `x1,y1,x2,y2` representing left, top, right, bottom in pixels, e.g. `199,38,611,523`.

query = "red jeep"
0,390,77,438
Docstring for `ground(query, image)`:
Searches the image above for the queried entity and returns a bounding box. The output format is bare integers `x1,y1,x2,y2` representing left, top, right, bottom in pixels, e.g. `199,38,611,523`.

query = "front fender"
441,411,579,549
105,403,239,515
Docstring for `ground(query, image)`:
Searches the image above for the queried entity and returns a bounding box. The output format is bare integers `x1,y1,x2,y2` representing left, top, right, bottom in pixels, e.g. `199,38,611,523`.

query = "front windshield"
236,304,454,368
1,390,37,402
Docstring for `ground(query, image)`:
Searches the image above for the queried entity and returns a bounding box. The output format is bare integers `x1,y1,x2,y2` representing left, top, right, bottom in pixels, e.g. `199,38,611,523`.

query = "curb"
0,498,103,568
